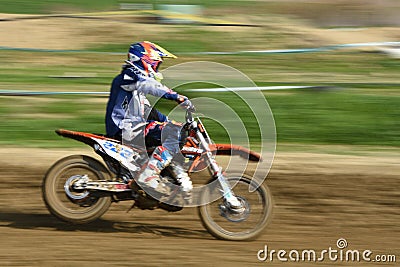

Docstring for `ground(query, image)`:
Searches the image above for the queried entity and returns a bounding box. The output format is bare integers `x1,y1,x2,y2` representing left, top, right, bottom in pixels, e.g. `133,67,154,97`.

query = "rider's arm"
119,68,191,107
135,76,186,103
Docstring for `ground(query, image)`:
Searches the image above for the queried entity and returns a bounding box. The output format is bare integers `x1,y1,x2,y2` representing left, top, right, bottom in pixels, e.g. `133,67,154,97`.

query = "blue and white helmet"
126,41,177,81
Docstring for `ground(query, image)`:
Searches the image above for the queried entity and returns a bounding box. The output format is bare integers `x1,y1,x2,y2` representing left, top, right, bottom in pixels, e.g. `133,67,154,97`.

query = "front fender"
210,144,262,162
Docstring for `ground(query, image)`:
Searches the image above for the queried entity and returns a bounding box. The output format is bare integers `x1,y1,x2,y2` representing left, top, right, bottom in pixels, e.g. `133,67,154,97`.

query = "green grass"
0,0,262,14
1,82,399,148
267,90,400,146
90,34,210,54
0,95,106,147
0,45,399,148
0,0,119,14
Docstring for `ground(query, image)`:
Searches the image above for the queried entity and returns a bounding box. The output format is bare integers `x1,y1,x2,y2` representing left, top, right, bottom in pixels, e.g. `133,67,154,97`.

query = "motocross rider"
105,41,193,202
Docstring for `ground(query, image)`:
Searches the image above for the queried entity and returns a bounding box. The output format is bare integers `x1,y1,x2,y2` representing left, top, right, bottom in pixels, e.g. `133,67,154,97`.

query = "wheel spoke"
198,175,273,241
43,155,112,224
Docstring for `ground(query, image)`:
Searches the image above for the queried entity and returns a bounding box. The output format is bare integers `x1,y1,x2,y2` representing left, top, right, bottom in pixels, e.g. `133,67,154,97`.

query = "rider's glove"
177,95,195,111
176,95,188,104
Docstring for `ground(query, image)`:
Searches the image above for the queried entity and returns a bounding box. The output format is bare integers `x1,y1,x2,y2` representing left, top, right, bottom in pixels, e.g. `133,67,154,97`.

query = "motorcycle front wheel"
42,155,112,224
198,175,273,241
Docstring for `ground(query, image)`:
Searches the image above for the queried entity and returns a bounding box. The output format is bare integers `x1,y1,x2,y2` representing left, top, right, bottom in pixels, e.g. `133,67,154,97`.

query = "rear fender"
55,129,119,147
55,129,141,171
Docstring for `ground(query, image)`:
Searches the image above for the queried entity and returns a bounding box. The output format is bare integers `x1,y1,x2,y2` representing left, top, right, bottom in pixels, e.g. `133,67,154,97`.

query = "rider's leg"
137,121,193,200
169,161,193,204
135,122,171,197
162,122,193,203
136,145,173,197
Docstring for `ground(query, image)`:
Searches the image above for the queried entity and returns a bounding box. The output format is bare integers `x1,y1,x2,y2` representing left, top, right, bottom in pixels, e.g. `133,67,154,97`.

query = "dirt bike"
42,109,273,241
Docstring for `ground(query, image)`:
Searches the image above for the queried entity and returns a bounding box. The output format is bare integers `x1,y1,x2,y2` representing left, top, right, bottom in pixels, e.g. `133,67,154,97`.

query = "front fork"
193,122,242,209
214,169,242,209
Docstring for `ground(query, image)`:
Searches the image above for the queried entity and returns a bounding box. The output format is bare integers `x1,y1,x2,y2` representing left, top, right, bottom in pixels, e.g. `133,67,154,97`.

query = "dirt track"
0,148,399,266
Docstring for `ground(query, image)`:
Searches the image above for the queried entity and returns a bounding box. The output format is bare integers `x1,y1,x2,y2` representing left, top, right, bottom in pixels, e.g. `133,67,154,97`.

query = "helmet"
127,41,177,81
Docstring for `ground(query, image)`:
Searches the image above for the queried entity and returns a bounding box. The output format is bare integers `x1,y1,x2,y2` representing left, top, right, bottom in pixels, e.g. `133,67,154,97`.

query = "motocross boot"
169,162,193,205
136,146,173,199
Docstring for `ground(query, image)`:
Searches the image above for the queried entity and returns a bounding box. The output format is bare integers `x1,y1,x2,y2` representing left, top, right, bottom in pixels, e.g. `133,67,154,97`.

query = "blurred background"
0,0,399,147
0,1,399,266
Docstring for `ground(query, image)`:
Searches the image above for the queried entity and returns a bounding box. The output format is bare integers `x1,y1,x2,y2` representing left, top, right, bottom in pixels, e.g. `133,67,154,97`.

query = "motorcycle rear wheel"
198,175,273,241
42,155,112,224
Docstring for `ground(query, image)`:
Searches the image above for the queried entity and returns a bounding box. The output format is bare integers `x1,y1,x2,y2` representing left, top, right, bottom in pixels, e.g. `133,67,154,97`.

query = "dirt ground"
0,147,398,266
